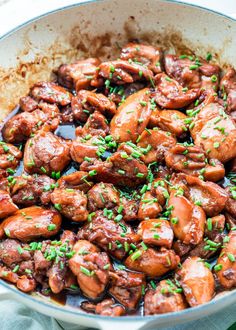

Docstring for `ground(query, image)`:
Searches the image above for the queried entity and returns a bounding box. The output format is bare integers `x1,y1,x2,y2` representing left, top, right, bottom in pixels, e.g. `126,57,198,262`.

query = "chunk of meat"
51,188,88,222
72,90,116,123
138,219,174,249
216,230,236,289
164,54,220,90
148,109,188,138
87,183,120,212
78,211,140,259
121,197,139,222
24,131,70,175
225,186,236,218
165,144,225,182
0,265,18,283
137,128,176,164
190,101,236,163
168,191,205,245
2,109,59,144
144,279,187,315
220,68,236,117
109,270,146,310
68,240,111,299
19,96,38,112
16,276,36,293
0,206,61,242
0,239,31,266
110,88,152,143
125,246,180,277
80,151,148,187
81,298,125,316
177,256,215,307
30,81,72,106
91,60,154,87
57,171,93,192
0,143,22,170
0,190,18,218
152,73,199,109
120,43,162,74
11,174,55,206
70,134,102,163
80,111,110,137
56,58,101,91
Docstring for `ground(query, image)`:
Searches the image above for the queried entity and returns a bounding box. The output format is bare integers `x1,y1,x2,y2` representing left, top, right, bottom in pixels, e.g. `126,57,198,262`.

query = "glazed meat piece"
0,239,31,266
30,81,72,106
164,54,220,90
215,230,236,289
120,197,139,222
91,60,154,87
144,279,187,315
80,151,148,187
87,183,120,212
11,174,55,206
110,88,152,143
109,270,146,310
0,142,22,170
81,298,125,316
125,246,180,277
70,134,103,164
51,188,88,222
0,190,18,218
190,101,236,163
24,131,70,175
80,111,110,137
220,68,236,116
0,206,61,242
19,96,38,112
68,240,111,299
225,186,236,218
2,108,59,144
16,276,37,293
78,211,140,259
120,43,162,73
137,219,174,249
56,58,101,91
148,109,188,138
152,73,199,109
57,171,93,192
72,90,116,123
137,128,176,164
168,191,205,245
177,256,215,307
165,144,225,182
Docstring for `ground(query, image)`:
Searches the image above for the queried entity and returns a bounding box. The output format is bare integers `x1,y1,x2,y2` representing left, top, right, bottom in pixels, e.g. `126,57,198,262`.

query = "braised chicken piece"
16,276,37,292
144,279,187,315
72,90,116,123
0,239,31,266
11,174,55,206
168,190,205,245
125,246,180,278
177,256,215,307
110,88,152,143
87,182,119,212
51,188,88,222
81,298,125,316
80,111,110,137
220,68,236,117
78,211,140,260
225,186,236,218
152,73,199,109
120,43,162,74
190,101,236,163
137,128,176,164
0,206,61,241
164,54,220,90
0,190,18,218
68,240,111,299
91,60,154,87
57,171,93,192
80,150,148,187
215,230,236,289
56,58,101,91
19,96,38,112
24,131,70,175
148,109,188,138
0,142,22,170
109,270,146,310
120,197,139,222
165,144,225,182
138,219,174,249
